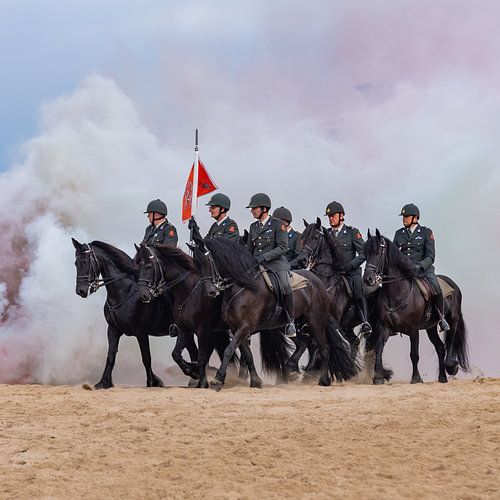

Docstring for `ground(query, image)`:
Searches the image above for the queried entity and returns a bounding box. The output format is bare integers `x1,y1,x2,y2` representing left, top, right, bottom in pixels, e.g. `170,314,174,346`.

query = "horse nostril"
77,289,87,298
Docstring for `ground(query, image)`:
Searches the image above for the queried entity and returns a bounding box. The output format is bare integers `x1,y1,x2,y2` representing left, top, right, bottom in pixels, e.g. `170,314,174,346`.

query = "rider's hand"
255,255,266,264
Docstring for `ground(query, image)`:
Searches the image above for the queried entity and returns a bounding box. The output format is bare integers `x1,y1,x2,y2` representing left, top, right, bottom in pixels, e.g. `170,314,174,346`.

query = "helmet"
206,193,231,210
325,201,345,216
400,203,420,218
144,199,168,215
273,206,292,223
246,193,272,209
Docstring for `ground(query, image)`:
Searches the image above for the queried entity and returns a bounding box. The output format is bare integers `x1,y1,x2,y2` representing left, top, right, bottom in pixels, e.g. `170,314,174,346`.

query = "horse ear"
71,237,82,250
303,219,309,228
316,217,321,229
134,243,140,252
367,229,372,239
375,228,381,238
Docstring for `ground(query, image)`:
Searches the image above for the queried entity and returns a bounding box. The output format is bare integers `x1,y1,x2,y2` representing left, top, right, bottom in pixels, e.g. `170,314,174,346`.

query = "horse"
363,230,470,384
135,243,265,388
72,239,198,388
199,237,358,389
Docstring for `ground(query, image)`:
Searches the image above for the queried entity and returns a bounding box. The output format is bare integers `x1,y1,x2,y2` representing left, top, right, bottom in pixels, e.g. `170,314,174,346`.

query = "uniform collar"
216,215,229,226
259,215,271,226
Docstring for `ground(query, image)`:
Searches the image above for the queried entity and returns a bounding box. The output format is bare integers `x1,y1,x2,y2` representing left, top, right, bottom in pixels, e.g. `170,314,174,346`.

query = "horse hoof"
438,376,448,383
197,379,209,389
94,381,113,390
250,378,263,389
210,378,224,391
373,377,385,385
319,377,332,387
187,378,199,388
149,377,164,388
446,364,459,376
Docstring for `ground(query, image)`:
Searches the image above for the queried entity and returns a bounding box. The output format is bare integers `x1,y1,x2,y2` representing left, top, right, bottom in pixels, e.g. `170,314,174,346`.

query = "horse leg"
308,318,331,387
171,331,200,380
426,326,447,383
95,325,122,389
373,327,388,385
342,328,360,360
210,325,251,390
196,329,211,389
137,334,163,387
238,338,250,381
239,337,262,388
286,335,307,374
409,332,423,384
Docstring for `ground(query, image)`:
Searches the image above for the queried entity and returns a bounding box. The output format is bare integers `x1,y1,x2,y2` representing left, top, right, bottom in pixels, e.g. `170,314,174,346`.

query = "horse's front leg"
409,331,423,384
426,326,447,383
286,335,308,374
95,325,122,389
373,326,389,385
137,334,163,387
171,331,200,380
196,329,211,389
210,324,251,390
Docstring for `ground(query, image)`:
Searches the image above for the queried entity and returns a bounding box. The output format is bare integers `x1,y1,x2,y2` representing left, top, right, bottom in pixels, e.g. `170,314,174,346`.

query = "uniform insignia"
356,232,362,239
229,226,235,233
168,230,175,237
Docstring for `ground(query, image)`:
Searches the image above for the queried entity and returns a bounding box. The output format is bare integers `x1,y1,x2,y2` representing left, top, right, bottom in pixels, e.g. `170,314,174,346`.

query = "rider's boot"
435,291,450,332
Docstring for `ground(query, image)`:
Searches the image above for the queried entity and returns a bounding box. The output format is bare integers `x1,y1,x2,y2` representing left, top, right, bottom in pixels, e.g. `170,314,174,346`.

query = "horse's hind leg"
426,326,447,383
409,332,423,384
239,339,262,388
286,335,308,375
95,325,122,389
137,334,163,387
171,331,200,380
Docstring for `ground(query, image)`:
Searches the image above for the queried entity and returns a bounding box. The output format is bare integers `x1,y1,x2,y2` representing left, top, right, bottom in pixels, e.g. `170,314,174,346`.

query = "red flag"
182,158,217,221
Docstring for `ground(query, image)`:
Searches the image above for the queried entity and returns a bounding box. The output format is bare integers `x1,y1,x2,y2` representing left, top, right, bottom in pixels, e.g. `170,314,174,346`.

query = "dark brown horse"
199,237,358,389
363,230,470,384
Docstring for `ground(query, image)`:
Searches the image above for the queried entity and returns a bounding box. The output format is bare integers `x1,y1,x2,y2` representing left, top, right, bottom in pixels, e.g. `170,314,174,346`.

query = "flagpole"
192,129,199,219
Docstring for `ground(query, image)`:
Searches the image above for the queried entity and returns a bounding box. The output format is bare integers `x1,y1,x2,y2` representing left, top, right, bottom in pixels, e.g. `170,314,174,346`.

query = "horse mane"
151,244,197,273
91,241,138,278
203,238,258,290
364,235,416,278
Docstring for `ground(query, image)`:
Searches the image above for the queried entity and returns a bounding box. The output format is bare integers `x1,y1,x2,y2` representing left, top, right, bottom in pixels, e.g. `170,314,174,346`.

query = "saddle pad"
438,277,455,298
416,277,455,301
259,265,308,292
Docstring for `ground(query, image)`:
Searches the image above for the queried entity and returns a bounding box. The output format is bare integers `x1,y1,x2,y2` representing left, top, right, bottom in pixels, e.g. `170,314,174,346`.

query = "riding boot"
283,292,297,338
356,297,372,336
435,291,450,332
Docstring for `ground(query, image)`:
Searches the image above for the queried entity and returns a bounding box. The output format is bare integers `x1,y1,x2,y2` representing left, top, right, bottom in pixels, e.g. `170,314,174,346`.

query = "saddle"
259,265,308,293
415,277,455,302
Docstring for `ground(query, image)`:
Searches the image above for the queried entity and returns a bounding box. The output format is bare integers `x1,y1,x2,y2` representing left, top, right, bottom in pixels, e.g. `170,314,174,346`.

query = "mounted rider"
142,199,178,247
272,206,302,269
205,193,240,240
394,203,450,332
247,193,297,338
325,201,372,335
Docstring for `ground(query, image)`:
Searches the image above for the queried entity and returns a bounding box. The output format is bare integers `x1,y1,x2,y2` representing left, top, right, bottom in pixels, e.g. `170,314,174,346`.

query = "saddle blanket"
416,276,455,302
259,265,308,293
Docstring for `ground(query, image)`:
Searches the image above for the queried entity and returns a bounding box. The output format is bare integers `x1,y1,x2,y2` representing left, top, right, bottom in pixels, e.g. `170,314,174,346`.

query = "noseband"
304,228,325,271
365,239,386,287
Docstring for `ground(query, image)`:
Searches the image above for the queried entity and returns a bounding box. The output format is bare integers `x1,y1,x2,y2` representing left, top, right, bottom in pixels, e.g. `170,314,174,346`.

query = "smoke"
0,1,498,384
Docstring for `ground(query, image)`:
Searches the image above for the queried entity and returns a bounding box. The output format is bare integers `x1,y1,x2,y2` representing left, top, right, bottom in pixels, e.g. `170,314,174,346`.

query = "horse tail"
447,312,470,372
259,330,291,376
325,316,360,381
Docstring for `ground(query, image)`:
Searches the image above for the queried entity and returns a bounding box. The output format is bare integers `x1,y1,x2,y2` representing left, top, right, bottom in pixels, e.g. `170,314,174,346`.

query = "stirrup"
285,322,297,338
439,318,450,332
360,322,372,336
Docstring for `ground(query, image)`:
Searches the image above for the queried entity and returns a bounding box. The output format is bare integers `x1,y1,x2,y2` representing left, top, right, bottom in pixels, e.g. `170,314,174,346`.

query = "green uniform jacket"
327,225,366,274
247,217,290,272
142,220,178,247
393,224,435,273
286,229,301,263
206,217,240,240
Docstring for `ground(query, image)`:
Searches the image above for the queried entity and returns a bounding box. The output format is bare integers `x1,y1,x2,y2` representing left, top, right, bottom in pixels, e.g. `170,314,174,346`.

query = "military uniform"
142,220,178,247
286,228,302,265
206,217,240,241
393,224,440,294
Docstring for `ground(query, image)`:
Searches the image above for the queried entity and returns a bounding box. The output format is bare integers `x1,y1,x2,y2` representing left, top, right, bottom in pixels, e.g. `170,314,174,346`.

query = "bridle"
304,227,326,271
76,243,126,294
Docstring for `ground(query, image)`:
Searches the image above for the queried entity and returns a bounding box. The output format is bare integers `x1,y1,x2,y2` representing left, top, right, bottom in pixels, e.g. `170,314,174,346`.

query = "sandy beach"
0,378,498,499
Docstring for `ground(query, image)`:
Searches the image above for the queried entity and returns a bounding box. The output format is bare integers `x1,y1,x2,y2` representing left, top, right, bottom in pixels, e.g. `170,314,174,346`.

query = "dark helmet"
400,203,420,218
273,206,292,223
206,193,231,210
325,201,345,216
246,193,272,209
144,199,168,215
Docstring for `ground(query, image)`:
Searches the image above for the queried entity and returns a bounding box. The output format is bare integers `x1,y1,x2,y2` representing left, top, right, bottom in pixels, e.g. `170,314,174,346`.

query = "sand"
0,378,499,499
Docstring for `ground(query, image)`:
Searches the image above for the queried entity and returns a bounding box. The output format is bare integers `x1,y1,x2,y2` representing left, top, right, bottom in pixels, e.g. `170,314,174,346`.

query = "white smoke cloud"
0,1,498,384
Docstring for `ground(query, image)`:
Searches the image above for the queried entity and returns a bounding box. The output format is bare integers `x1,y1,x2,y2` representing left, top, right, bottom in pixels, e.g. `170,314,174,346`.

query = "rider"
142,199,178,247
325,201,372,335
272,206,302,269
394,203,450,332
247,193,297,338
205,193,240,240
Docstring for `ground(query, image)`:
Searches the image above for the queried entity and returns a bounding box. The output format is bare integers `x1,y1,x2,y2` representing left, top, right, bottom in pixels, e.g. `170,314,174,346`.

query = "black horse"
363,230,470,384
199,237,358,389
72,239,197,388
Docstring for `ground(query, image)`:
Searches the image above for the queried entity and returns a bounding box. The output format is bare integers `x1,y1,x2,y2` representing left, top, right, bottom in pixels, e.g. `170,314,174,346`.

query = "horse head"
189,243,222,299
363,228,386,287
298,217,326,269
135,243,164,303
72,237,101,298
